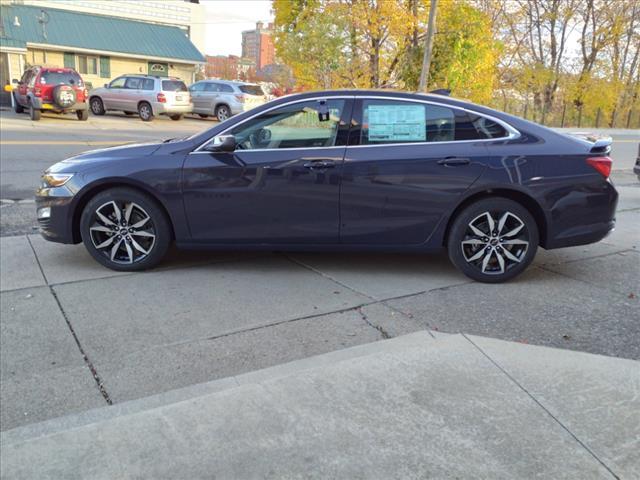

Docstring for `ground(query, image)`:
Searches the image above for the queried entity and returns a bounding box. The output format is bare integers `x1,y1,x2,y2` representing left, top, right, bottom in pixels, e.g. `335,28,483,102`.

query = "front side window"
360,99,509,144
77,55,98,75
230,99,346,150
204,83,219,92
109,77,126,88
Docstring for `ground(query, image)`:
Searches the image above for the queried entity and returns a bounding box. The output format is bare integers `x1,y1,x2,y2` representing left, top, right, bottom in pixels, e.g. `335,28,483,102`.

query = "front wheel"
90,97,105,115
29,104,41,121
80,188,171,271
215,105,230,121
447,198,538,283
13,95,24,114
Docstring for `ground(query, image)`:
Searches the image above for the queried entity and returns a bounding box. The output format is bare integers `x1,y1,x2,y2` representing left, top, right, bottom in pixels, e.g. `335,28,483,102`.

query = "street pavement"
1,332,638,479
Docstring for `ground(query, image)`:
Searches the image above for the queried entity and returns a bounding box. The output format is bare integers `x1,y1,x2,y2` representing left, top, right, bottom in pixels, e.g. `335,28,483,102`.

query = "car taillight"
83,88,88,99
157,93,166,103
586,156,612,178
34,86,42,97
234,94,245,103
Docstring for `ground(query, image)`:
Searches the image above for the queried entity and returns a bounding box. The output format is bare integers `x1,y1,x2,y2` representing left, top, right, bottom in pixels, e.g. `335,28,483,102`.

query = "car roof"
200,79,258,86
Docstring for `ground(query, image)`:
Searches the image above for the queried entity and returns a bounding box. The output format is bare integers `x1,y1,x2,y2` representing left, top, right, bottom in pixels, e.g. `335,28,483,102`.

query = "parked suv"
89,75,192,121
189,80,266,121
13,66,89,121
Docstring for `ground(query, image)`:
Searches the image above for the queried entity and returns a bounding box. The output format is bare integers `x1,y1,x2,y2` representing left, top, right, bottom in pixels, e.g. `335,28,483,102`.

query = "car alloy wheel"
90,98,105,115
216,106,230,121
139,103,153,121
89,200,156,265
461,211,529,275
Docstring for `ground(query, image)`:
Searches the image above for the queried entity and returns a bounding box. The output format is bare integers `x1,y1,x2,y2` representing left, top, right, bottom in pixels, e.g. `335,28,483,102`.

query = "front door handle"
437,157,471,166
303,160,336,169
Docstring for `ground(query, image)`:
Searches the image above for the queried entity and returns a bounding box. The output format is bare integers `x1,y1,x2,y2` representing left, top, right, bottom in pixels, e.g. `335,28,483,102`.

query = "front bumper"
35,186,78,244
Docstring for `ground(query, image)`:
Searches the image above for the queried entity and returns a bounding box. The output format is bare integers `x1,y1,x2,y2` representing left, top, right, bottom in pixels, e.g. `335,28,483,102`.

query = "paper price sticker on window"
367,104,426,142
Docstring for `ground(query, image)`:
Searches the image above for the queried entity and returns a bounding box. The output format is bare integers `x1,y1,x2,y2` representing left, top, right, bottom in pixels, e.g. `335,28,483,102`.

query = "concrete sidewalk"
1,331,638,479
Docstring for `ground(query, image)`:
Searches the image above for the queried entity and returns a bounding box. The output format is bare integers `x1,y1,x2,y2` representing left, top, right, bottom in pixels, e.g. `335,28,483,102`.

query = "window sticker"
367,104,426,142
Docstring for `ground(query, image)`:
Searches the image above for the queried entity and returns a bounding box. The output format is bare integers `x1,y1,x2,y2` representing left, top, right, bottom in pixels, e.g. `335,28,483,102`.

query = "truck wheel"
29,103,41,121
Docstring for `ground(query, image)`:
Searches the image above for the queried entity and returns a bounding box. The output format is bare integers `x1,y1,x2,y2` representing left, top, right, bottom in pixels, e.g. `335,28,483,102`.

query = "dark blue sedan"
36,90,618,282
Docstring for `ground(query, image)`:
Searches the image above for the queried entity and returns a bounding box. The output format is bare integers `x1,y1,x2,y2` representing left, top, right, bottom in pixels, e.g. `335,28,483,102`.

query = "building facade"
0,2,204,101
205,55,239,80
241,21,274,70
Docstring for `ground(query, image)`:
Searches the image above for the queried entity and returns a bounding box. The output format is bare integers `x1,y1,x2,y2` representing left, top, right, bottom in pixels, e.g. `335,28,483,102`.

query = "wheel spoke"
130,229,154,238
502,247,521,263
502,223,524,238
109,201,122,223
96,210,116,227
462,239,485,246
124,242,134,264
466,248,486,262
469,223,487,237
495,250,505,273
95,236,115,249
481,249,493,273
131,216,150,229
497,212,509,235
502,238,528,245
124,202,134,223
90,225,112,233
130,237,149,255
110,238,123,261
484,212,495,233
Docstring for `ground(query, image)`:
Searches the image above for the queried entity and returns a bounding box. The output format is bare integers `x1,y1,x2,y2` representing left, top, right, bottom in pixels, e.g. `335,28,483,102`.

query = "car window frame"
189,82,205,92
347,97,519,147
108,76,127,89
193,96,355,153
124,77,144,90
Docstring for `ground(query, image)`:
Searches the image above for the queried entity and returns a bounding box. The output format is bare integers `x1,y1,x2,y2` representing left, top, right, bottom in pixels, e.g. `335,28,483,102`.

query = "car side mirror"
206,135,236,152
12,79,19,84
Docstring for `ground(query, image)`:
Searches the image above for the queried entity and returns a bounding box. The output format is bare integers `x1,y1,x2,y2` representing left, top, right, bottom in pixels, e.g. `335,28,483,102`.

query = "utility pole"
418,0,438,92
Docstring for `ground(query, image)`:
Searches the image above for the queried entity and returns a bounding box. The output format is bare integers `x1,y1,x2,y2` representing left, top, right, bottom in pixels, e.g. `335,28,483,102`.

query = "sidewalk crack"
462,334,620,480
357,306,390,339
26,236,113,406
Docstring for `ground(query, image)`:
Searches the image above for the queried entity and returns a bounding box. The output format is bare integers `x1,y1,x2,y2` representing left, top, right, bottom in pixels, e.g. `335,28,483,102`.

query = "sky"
201,0,274,56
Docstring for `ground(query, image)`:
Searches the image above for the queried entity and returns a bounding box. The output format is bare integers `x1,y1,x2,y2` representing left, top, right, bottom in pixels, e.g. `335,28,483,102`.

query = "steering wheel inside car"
248,127,272,149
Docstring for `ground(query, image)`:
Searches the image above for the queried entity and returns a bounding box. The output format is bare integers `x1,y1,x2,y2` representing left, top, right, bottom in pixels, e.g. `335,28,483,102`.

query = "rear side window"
142,78,155,90
204,83,219,92
162,80,187,92
239,84,264,96
359,99,509,144
125,77,143,89
39,71,83,87
218,83,234,93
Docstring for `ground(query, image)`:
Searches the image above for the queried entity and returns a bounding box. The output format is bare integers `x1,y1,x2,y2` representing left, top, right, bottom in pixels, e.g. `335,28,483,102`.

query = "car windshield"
239,84,264,96
40,71,83,86
162,80,188,92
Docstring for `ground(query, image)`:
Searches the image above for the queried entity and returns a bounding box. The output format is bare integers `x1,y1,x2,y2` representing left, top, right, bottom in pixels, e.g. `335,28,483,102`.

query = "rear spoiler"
565,132,612,155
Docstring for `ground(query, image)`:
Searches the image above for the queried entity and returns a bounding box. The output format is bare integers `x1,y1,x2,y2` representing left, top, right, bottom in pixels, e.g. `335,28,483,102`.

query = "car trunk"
161,80,191,106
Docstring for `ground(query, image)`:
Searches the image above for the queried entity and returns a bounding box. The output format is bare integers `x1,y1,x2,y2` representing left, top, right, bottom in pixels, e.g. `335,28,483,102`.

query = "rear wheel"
90,97,105,115
169,114,183,121
29,103,41,121
80,188,171,271
138,102,153,122
77,109,89,121
215,104,230,121
447,198,538,283
198,113,209,118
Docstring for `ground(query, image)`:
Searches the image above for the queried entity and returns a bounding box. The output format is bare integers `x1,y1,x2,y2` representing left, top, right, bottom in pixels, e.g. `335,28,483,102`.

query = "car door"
182,97,353,243
101,76,127,110
189,82,205,113
122,77,143,112
16,68,35,106
202,82,221,113
339,97,488,245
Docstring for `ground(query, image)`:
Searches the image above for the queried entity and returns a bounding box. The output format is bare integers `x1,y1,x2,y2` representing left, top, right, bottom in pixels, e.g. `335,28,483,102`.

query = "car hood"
47,142,162,173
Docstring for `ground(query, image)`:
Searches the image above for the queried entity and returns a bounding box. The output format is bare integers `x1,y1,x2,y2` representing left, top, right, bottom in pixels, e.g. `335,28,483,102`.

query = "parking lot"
1,109,639,432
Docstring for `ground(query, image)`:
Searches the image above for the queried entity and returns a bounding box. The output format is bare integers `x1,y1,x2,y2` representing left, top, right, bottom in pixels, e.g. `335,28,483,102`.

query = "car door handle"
303,160,336,169
437,157,471,166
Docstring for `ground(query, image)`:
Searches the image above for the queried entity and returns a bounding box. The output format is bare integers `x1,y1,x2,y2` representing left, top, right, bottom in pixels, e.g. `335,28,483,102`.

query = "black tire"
138,102,154,122
169,114,183,121
447,197,539,283
124,111,135,116
80,187,171,272
215,104,231,121
198,113,209,118
77,109,89,121
13,95,24,114
52,85,76,109
90,97,105,115
29,103,41,121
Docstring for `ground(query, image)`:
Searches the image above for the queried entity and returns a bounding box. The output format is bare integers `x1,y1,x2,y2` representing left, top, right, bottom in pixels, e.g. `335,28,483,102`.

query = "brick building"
241,21,274,70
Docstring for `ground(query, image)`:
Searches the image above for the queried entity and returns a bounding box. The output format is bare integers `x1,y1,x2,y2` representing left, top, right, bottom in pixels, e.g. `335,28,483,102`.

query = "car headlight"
42,173,74,188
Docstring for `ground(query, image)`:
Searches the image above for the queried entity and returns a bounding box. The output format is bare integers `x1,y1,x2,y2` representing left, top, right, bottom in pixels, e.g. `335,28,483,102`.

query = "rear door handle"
303,160,336,169
437,157,471,166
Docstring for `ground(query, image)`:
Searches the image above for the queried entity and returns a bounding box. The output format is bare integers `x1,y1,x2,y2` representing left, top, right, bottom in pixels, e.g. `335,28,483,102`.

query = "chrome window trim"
191,95,520,153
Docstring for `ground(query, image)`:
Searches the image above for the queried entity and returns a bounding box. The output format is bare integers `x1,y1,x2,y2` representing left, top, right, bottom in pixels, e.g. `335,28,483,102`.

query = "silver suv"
189,80,266,121
89,75,193,121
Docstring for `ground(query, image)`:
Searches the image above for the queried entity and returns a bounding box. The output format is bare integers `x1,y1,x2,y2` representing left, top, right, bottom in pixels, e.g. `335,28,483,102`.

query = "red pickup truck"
13,66,89,121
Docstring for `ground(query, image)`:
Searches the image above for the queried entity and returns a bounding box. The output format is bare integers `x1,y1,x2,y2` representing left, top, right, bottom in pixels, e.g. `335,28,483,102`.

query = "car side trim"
192,95,521,153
